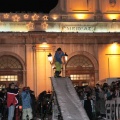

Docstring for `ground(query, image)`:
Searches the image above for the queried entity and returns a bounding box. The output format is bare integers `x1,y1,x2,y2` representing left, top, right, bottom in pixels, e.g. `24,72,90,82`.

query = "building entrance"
0,55,23,90
65,55,95,87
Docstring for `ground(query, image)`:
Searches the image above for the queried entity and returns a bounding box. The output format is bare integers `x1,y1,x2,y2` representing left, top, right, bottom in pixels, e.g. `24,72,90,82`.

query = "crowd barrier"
106,98,120,120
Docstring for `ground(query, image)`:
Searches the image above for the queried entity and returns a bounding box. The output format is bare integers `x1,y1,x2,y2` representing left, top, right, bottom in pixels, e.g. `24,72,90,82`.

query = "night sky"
0,0,58,13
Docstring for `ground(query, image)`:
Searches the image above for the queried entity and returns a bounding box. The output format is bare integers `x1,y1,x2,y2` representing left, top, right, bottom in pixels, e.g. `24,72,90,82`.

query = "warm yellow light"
39,43,49,48
12,14,20,22
48,53,52,63
42,41,47,45
3,13,9,19
107,14,119,20
41,22,48,30
43,15,48,21
74,14,86,20
26,22,34,30
52,15,58,20
24,14,29,19
110,42,119,53
112,42,117,48
64,52,68,62
32,14,39,21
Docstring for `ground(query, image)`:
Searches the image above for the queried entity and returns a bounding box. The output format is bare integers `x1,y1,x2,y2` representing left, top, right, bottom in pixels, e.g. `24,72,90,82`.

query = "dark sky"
0,0,58,13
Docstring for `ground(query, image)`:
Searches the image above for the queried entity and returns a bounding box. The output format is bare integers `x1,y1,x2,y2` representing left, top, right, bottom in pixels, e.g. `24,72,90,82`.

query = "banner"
106,98,120,120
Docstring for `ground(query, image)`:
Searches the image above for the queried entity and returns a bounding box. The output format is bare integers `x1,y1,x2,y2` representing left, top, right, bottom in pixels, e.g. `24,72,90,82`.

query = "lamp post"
62,52,68,77
48,53,53,77
48,53,52,64
64,52,68,62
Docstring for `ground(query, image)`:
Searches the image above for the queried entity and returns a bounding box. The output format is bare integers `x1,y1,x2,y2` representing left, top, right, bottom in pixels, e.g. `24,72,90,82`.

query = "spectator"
84,93,93,120
0,88,7,120
74,80,120,120
115,85,120,97
7,83,18,120
104,87,112,100
21,87,33,120
97,86,106,119
95,84,101,117
14,86,21,120
30,90,36,118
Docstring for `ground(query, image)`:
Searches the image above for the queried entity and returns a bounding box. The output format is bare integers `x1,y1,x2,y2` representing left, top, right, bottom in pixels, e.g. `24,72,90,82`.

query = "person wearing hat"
52,48,66,77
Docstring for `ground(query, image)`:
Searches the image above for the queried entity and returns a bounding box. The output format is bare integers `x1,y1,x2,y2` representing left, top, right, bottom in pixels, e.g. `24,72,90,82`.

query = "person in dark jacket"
28,88,36,119
84,93,93,120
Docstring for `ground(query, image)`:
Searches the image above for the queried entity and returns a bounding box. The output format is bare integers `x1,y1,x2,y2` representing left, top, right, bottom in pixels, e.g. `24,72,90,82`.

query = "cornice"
0,32,119,44
0,32,119,36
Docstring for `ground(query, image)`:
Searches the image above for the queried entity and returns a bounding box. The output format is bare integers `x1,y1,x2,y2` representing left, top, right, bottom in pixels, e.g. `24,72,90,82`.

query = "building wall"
0,34,120,96
1,0,120,96
99,43,120,80
31,42,99,95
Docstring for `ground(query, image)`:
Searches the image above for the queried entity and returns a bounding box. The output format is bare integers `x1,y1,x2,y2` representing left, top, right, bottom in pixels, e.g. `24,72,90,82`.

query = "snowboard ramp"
50,77,89,120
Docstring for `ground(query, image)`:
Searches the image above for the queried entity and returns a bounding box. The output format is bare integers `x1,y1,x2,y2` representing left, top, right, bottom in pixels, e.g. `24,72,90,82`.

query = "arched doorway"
65,55,95,87
0,55,23,90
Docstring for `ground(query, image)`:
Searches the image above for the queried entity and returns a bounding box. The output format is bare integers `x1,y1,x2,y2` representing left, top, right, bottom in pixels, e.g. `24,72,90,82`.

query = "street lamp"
64,52,68,62
48,53,52,64
48,53,53,76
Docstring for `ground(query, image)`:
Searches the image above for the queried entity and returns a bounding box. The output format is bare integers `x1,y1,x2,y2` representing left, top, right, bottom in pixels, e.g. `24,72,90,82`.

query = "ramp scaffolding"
50,77,90,120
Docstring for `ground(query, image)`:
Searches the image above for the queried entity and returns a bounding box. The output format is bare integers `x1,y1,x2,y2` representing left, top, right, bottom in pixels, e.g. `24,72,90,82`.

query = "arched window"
0,55,23,88
66,55,95,86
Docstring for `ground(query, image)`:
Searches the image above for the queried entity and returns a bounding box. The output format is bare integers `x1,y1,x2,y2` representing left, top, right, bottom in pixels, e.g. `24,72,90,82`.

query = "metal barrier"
106,98,120,120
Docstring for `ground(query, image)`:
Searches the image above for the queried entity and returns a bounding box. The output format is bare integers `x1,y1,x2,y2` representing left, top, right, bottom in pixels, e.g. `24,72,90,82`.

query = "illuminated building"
0,0,120,96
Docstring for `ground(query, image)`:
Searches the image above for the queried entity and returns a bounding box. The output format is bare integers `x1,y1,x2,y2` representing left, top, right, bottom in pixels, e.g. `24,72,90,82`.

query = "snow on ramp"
50,77,90,120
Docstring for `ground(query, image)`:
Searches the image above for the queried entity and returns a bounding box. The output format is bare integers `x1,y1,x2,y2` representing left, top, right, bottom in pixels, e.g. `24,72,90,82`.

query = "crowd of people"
0,82,52,120
0,80,120,120
75,80,120,120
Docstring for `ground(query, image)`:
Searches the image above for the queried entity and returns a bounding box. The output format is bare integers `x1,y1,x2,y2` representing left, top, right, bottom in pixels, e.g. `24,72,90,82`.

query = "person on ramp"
52,48,66,77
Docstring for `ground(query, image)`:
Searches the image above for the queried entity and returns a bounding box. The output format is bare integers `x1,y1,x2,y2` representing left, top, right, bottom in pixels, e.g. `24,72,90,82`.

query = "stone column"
94,0,103,21
95,0,100,13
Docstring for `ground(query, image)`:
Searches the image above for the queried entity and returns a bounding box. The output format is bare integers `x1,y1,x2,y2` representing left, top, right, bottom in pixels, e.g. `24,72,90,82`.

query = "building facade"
0,0,120,96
